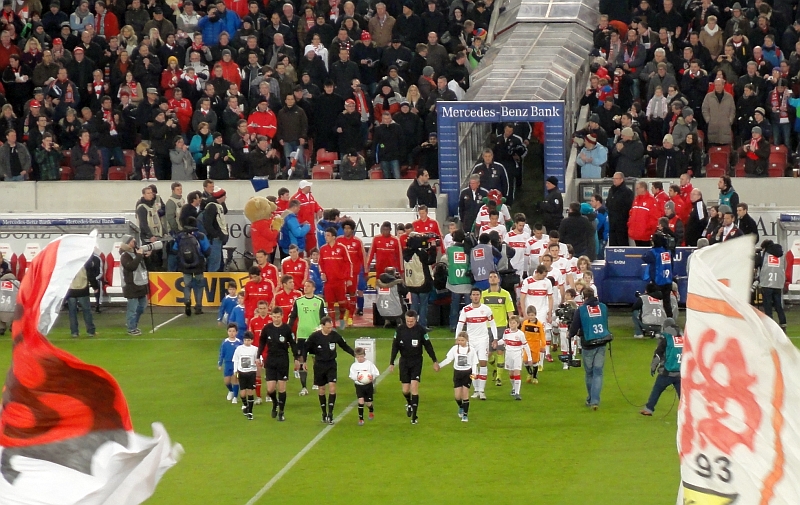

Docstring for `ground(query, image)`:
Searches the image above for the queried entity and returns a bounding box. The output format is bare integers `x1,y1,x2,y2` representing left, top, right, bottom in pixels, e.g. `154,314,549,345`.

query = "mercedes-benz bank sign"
436,100,566,217
439,104,562,119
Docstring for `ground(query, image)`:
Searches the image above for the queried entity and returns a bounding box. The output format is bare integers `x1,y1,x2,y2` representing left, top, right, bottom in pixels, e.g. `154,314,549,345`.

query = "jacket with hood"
119,242,148,299
171,224,211,274
628,192,661,242
611,132,645,178
558,209,597,261
671,116,698,147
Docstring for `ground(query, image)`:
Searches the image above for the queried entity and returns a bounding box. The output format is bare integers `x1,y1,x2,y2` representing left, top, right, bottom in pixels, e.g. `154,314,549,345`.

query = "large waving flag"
0,233,181,505
677,235,800,504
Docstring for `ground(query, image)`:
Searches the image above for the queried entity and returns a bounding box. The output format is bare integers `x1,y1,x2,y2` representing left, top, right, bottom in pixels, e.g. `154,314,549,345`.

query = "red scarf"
191,42,204,51
305,15,314,29
93,80,104,97
103,108,117,134
770,88,789,119
747,137,759,159
80,141,90,153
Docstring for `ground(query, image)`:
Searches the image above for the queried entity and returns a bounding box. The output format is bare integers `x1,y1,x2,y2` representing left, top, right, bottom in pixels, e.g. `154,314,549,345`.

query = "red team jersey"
256,262,280,288
336,235,366,276
319,242,353,282
248,314,269,348
273,289,303,325
281,256,309,288
412,218,444,252
368,235,402,276
244,279,275,322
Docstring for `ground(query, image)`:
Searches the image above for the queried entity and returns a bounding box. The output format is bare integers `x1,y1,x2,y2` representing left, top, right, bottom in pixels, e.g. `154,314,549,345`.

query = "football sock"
525,365,534,376
513,376,521,395
268,391,278,404
533,366,539,379
496,357,505,375
358,405,364,420
462,399,470,415
318,394,327,416
299,371,308,388
328,393,337,418
478,366,488,392
226,383,233,393
411,394,419,419
247,395,254,414
255,376,262,398
403,392,412,405
232,384,239,397
278,392,286,412
368,404,374,413
456,399,463,408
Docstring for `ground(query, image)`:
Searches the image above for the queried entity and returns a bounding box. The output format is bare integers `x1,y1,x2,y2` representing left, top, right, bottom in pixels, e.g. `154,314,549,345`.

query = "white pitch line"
152,314,185,332
244,366,392,505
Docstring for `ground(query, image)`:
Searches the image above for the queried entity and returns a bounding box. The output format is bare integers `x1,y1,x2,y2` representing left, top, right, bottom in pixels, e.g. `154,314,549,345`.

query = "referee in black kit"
258,307,299,422
389,310,440,425
303,316,355,424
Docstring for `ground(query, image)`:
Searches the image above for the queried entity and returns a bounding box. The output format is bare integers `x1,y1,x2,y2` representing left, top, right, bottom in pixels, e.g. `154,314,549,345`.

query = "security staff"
756,239,787,332
568,287,611,410
641,318,682,416
389,310,440,425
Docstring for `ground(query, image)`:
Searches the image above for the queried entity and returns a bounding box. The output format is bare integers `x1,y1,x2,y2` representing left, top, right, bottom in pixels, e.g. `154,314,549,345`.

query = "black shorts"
265,359,290,382
313,361,338,387
238,371,257,390
453,369,472,389
399,359,423,384
355,383,374,402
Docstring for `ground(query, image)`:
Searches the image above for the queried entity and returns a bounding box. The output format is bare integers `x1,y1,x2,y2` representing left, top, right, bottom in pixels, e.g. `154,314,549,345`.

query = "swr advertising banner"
147,272,250,307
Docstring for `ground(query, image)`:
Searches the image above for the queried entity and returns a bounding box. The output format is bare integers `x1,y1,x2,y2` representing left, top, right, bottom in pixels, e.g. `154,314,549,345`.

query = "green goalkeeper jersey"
480,288,515,327
290,295,326,339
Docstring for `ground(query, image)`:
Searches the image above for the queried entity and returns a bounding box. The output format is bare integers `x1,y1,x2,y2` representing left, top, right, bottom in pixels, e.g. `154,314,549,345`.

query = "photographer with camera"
201,187,230,272
631,283,666,339
136,185,167,272
403,232,437,329
568,287,611,410
642,231,675,318
376,266,408,328
640,318,682,416
120,234,151,336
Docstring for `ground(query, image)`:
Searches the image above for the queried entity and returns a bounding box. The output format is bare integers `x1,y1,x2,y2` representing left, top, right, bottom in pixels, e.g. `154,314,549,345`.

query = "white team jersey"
474,204,512,229
498,328,532,358
232,345,259,373
439,344,479,372
546,263,565,307
520,277,553,323
443,233,454,250
455,304,497,342
349,359,381,385
567,257,579,276
479,222,506,241
525,236,549,270
504,230,530,276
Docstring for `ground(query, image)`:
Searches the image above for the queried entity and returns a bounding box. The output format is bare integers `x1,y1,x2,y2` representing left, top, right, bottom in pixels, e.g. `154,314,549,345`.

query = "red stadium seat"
312,164,334,179
734,159,746,177
108,166,129,180
705,163,726,178
123,149,135,173
59,166,74,180
316,149,338,164
369,167,384,179
60,149,71,167
769,162,787,177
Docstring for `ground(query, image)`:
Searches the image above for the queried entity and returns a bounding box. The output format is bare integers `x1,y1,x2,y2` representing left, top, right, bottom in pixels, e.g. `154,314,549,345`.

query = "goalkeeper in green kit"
288,279,327,396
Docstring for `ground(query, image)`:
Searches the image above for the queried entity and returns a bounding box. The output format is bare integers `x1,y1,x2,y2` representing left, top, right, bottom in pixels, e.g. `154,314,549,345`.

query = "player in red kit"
248,300,271,403
280,244,309,288
368,221,403,277
254,249,280,288
244,266,275,324
337,219,367,322
273,275,303,326
412,205,444,253
319,227,353,329
292,180,323,252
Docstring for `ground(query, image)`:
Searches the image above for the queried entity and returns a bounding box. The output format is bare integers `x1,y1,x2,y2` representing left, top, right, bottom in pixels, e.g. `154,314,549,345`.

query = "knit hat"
212,187,226,198
718,204,733,215
422,66,435,77
546,176,559,186
222,48,231,56
588,113,600,123
580,202,593,215
662,133,673,144
731,2,741,10
754,107,765,115
53,38,62,45
299,180,312,189
168,55,178,65
121,234,135,245
682,107,693,118
620,127,634,137
146,87,158,94
29,100,40,107
73,46,84,54
752,126,762,135
662,317,679,335
585,133,597,145
360,31,371,41
345,98,355,105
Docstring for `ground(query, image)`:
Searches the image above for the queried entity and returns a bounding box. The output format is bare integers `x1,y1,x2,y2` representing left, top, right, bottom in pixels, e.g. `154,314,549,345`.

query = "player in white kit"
496,315,532,400
519,265,554,363
454,287,498,400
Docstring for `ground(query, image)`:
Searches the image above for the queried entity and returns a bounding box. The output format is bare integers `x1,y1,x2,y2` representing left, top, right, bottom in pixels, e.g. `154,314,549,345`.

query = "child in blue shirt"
308,249,324,296
217,282,238,325
218,323,242,403
228,291,247,340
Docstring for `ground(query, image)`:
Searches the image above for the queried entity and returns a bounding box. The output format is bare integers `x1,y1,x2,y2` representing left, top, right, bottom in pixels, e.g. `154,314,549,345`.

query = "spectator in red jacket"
678,172,693,203
668,184,690,225
160,56,183,100
218,49,241,88
628,181,660,246
94,1,119,39
650,181,669,210
247,99,278,140
168,87,193,133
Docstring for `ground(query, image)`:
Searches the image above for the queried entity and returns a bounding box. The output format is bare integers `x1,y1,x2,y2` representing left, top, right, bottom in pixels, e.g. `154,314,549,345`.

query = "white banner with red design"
677,235,800,504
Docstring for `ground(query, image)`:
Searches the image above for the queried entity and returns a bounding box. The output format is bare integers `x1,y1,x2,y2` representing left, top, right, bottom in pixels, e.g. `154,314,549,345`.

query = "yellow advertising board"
147,273,250,307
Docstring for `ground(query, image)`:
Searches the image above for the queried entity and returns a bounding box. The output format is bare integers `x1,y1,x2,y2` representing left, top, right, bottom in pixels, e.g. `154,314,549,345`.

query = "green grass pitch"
2,307,797,504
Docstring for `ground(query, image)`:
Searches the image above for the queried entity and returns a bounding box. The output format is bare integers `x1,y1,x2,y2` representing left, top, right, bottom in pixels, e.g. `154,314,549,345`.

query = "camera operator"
631,282,666,339
756,239,787,332
403,232,437,329
376,266,408,328
568,287,611,410
136,185,167,272
640,317,682,416
642,232,674,318
120,234,151,336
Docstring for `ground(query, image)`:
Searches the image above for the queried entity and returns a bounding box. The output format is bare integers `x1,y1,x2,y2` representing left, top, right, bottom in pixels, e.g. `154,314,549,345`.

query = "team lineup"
215,219,606,424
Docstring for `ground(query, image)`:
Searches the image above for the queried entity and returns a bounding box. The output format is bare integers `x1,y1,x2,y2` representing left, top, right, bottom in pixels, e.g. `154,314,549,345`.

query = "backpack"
432,261,448,290
404,253,426,289
196,210,207,234
177,232,202,269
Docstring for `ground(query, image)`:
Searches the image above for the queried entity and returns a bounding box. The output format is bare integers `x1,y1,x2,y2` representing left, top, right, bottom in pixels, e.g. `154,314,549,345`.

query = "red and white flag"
677,235,800,504
0,233,181,505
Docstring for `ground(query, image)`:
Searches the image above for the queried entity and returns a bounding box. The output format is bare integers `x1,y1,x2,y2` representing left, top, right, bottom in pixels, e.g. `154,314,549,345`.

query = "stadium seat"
108,165,129,180
316,149,338,164
696,130,704,149
59,166,74,180
769,145,788,166
400,165,417,179
123,149,135,173
708,146,730,169
369,167,384,179
60,149,71,167
311,164,334,179
705,163,726,178
734,159,745,177
769,162,786,177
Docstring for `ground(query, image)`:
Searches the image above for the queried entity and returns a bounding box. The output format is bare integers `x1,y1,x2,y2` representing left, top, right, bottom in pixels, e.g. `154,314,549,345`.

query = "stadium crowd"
575,0,800,179
0,0,488,182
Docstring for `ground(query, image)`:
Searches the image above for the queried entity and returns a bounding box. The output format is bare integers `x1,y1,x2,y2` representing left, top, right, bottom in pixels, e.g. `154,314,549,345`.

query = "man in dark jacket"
410,131,439,178
247,136,281,178
66,257,97,338
407,169,437,208
558,202,596,260
459,175,488,233
538,176,563,233
611,127,645,177
173,216,211,316
685,188,707,247
493,123,527,204
314,81,345,152
735,202,759,241
605,172,634,246
275,94,309,178
372,110,405,179
70,129,101,180
470,149,509,197
119,234,149,336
